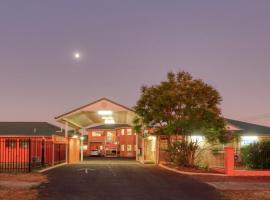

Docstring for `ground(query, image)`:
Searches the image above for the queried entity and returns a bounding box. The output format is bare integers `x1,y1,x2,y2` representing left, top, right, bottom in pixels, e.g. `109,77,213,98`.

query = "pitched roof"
87,124,131,130
55,97,135,120
0,122,63,136
226,119,270,135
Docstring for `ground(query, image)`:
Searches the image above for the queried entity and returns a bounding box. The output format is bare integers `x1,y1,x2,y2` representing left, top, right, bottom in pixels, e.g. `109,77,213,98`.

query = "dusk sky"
0,1,270,126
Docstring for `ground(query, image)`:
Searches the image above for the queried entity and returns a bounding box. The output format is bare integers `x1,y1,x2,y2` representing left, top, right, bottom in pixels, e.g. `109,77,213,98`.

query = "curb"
158,164,226,176
38,162,68,173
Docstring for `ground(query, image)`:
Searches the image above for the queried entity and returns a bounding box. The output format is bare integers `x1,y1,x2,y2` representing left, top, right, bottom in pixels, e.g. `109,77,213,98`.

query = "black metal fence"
235,149,270,170
0,137,66,172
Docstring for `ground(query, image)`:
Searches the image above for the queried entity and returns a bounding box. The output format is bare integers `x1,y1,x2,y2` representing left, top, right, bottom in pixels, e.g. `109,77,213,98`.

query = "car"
90,149,100,156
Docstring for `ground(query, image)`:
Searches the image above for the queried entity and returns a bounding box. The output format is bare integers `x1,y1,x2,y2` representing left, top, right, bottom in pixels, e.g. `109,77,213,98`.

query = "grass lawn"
0,173,47,200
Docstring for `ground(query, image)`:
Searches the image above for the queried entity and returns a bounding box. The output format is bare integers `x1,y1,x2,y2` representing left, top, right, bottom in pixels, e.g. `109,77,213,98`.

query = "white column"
135,133,139,161
80,128,84,161
65,122,68,163
141,137,145,163
156,136,160,165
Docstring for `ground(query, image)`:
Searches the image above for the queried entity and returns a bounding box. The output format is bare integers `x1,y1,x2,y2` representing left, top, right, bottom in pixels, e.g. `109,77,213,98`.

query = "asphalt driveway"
39,159,225,200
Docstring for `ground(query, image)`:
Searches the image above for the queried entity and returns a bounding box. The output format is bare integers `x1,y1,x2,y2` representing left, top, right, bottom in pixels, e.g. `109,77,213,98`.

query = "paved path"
39,159,225,200
207,181,270,190
0,180,40,189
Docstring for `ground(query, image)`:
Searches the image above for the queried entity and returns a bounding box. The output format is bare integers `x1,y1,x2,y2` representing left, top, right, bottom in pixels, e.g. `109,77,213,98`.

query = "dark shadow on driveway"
38,160,226,200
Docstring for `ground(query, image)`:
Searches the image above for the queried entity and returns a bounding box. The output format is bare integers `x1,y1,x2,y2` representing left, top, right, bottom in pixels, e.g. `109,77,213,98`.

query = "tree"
134,71,227,166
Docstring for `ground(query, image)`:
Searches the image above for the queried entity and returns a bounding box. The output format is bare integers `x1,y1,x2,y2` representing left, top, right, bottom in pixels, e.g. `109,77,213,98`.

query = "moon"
74,52,80,59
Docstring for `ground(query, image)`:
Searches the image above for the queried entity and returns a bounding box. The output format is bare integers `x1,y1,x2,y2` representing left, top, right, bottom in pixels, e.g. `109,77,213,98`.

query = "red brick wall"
86,128,136,158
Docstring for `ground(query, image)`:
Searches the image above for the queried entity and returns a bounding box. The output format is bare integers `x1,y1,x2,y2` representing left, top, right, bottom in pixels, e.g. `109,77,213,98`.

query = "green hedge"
240,140,270,169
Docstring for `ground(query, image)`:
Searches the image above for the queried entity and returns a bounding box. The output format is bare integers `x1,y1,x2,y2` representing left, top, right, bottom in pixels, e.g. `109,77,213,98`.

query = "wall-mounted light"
241,136,258,145
72,135,78,139
191,136,204,143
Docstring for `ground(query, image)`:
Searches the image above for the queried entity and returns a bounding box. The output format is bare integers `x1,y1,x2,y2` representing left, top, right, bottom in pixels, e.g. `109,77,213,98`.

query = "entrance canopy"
55,98,138,129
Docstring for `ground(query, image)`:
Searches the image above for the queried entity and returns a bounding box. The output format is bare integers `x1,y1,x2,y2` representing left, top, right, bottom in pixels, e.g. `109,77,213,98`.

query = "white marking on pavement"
108,165,117,177
78,168,95,174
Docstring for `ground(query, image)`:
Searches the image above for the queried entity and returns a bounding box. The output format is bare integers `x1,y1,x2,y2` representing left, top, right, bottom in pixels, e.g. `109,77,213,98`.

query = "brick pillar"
224,147,234,175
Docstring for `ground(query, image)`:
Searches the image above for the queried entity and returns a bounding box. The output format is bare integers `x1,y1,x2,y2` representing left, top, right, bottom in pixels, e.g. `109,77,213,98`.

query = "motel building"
1,97,270,173
55,98,155,163
55,97,270,165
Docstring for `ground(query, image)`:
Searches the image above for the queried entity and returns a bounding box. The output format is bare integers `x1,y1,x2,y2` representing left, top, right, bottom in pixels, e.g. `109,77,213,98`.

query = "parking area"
82,157,137,165
38,159,225,200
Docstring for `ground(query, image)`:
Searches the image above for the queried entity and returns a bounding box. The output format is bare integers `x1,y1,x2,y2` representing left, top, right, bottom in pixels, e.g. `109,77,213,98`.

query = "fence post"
224,147,234,175
41,140,45,167
28,138,31,172
52,143,54,166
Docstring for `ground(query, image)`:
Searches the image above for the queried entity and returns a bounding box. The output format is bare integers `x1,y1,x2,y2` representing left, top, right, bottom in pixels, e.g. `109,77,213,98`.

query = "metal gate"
0,137,66,172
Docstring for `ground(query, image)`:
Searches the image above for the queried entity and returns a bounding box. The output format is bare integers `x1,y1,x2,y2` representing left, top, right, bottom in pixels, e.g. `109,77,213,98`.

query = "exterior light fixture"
72,135,78,139
241,136,258,145
80,136,84,140
104,118,115,124
97,110,112,116
191,136,204,143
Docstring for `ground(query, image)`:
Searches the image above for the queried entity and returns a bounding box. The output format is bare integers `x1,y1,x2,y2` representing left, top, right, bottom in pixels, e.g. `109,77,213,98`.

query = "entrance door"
144,136,156,162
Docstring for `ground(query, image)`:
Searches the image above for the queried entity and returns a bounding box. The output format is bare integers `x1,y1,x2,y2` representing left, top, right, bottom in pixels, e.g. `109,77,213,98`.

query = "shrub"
166,140,199,167
240,140,270,169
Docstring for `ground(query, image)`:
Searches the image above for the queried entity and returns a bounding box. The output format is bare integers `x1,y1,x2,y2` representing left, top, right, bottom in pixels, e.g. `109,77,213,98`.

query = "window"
106,131,113,143
121,129,125,135
19,140,29,148
127,144,132,152
121,145,125,151
134,145,137,151
127,129,132,135
116,129,121,136
92,132,102,137
5,139,16,148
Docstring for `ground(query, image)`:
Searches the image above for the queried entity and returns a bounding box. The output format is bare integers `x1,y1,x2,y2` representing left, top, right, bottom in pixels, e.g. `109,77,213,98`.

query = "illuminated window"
121,145,125,151
92,132,102,137
241,136,258,146
5,139,16,148
127,144,132,152
127,129,132,135
121,129,125,135
107,131,113,143
19,140,29,148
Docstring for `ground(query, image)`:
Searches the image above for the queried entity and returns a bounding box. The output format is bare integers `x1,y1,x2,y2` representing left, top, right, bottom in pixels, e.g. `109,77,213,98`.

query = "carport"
55,98,140,161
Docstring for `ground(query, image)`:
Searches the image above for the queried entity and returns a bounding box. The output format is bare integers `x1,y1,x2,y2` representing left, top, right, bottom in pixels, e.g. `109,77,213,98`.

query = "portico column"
156,136,160,164
141,137,145,163
65,122,68,163
135,133,139,161
80,128,85,161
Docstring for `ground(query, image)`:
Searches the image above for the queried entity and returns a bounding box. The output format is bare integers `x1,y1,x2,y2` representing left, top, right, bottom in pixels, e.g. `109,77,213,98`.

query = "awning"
55,98,138,129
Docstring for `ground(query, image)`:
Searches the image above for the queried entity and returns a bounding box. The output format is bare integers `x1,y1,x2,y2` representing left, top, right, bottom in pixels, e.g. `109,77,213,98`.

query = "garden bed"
163,162,213,173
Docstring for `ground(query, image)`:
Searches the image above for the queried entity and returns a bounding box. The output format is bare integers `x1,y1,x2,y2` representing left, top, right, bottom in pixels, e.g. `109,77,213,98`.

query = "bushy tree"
134,71,227,166
241,140,270,169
